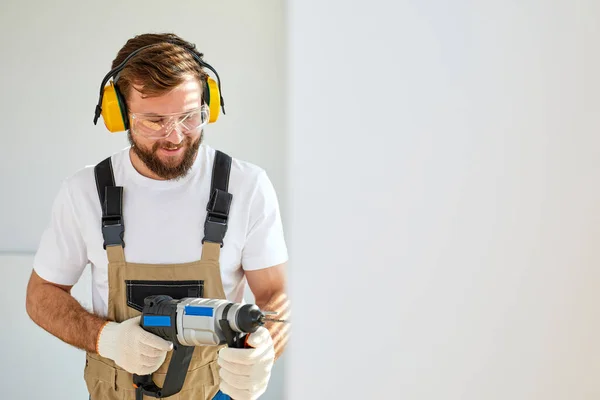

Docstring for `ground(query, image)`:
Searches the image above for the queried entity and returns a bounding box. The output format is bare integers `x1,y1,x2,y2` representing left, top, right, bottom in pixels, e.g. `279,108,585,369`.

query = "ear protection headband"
93,43,225,133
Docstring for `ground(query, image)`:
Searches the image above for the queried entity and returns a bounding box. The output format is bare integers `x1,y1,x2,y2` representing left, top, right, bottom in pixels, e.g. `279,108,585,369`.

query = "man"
25,32,290,400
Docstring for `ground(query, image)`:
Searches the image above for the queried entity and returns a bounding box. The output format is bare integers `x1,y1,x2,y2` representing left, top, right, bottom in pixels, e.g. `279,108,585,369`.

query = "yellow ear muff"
206,77,220,123
101,81,128,133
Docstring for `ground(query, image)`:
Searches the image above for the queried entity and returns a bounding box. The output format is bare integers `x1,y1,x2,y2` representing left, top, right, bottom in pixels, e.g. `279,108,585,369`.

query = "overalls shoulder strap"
94,156,126,264
203,150,233,248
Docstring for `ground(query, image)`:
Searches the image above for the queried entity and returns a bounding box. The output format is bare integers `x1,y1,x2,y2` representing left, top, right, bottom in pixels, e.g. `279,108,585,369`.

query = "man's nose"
163,123,184,144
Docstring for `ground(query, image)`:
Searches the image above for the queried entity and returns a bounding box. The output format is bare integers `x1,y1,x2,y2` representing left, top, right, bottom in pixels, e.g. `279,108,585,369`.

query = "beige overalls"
84,151,233,400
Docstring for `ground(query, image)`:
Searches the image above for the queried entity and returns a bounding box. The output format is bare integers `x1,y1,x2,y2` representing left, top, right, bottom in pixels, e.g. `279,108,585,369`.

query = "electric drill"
132,294,286,399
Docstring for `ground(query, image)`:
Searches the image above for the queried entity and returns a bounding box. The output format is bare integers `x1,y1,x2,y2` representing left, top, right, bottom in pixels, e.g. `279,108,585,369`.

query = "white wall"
0,0,287,398
286,0,600,399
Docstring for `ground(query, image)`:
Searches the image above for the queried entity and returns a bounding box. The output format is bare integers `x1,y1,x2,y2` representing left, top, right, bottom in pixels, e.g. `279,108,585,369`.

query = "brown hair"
111,33,208,103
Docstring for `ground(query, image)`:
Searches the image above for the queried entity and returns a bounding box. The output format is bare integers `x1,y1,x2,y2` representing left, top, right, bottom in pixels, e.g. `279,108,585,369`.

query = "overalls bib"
83,150,233,400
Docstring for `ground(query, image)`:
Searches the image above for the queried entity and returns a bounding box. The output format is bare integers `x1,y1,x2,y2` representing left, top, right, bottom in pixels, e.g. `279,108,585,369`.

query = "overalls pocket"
125,280,205,312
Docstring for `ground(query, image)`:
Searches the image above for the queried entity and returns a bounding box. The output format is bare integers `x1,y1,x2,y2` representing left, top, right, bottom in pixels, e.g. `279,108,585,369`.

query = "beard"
128,130,203,180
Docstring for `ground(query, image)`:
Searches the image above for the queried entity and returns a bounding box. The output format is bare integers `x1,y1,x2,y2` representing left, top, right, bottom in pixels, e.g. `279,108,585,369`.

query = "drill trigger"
219,319,242,348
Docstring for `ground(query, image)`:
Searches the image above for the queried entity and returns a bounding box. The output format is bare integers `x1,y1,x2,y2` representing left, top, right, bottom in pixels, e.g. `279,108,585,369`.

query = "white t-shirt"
33,144,288,317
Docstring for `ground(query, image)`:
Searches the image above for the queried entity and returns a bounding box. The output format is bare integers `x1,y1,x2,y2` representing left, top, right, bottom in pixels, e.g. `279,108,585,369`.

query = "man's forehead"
128,77,202,114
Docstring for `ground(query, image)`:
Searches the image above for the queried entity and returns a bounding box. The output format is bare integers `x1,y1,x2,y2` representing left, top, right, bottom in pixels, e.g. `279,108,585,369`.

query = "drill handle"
133,343,195,398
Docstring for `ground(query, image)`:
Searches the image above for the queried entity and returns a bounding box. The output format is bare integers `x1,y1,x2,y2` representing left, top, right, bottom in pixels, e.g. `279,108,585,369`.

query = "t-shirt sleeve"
241,170,289,271
33,180,88,286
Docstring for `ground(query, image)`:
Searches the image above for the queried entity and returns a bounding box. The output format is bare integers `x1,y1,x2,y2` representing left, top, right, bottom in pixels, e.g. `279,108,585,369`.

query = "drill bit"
260,311,289,324
263,317,289,323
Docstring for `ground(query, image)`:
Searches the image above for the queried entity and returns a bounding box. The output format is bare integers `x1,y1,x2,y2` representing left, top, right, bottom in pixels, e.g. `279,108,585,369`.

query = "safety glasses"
129,104,210,139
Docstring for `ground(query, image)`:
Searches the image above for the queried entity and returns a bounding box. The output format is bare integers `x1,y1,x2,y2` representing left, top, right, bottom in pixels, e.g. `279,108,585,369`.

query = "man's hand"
217,327,275,400
97,315,173,375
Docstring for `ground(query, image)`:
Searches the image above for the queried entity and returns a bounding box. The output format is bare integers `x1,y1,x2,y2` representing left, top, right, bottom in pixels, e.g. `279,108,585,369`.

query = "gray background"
4,0,600,399
285,0,600,399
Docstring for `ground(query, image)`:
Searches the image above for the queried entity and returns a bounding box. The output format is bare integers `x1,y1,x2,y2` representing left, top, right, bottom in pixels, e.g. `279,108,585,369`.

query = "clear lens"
130,105,209,139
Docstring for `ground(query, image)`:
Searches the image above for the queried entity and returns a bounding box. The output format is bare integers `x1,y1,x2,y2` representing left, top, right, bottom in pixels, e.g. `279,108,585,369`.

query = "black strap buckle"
102,215,125,249
202,186,232,247
202,215,228,247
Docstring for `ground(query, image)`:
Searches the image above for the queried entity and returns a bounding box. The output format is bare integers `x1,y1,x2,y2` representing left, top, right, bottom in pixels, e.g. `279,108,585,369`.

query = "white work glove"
218,327,275,400
96,315,173,375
